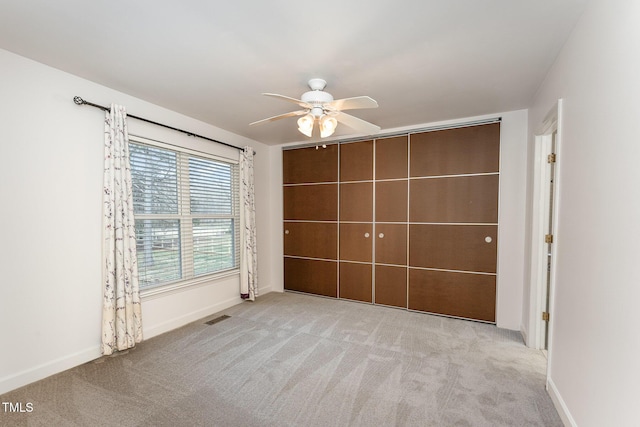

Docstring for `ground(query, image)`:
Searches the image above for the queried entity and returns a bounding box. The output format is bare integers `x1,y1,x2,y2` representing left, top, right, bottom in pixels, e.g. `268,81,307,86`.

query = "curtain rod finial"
73,96,85,105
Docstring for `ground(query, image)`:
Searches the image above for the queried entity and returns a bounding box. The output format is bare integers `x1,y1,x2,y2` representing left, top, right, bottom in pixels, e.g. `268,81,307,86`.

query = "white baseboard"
520,324,529,346
257,285,273,296
143,295,243,340
547,378,577,427
0,346,101,396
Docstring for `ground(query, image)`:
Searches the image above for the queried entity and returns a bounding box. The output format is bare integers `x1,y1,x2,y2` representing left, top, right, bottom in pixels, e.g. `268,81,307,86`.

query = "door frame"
528,100,562,362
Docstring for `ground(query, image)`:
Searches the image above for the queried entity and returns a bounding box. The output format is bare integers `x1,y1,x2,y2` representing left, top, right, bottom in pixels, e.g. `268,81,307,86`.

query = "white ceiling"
0,0,588,145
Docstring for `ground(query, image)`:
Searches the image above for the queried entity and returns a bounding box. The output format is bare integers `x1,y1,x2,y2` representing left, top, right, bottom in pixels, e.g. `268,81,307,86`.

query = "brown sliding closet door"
408,123,500,322
283,145,338,297
339,140,373,303
282,122,500,323
374,136,409,308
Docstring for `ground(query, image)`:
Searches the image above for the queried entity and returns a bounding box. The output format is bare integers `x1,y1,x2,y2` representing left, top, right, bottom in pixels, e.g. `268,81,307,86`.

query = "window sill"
140,269,240,301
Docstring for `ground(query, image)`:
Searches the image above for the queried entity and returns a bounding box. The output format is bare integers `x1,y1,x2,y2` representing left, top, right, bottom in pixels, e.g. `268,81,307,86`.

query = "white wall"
0,49,274,395
265,145,285,294
495,110,528,330
526,0,640,424
271,109,529,330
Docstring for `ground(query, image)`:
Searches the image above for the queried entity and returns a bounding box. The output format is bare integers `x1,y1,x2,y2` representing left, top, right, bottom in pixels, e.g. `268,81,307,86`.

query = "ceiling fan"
250,78,380,138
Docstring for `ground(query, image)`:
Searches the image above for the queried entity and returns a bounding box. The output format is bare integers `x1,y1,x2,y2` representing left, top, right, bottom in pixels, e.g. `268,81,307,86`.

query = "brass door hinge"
542,312,550,322
545,234,554,244
548,153,557,163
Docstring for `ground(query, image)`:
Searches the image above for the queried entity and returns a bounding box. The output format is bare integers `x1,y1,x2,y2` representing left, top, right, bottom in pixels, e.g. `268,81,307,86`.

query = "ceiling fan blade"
335,112,381,134
326,96,378,111
262,93,312,109
249,110,308,126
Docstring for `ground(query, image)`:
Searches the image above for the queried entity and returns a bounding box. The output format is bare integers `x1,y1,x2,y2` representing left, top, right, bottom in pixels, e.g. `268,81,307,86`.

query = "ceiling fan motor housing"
301,89,333,105
301,78,333,116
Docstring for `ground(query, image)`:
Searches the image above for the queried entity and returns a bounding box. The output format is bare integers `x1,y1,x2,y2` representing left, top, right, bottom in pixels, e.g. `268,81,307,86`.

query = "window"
129,138,239,290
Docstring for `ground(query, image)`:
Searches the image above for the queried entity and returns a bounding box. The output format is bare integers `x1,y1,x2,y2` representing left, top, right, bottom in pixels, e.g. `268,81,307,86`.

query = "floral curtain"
102,104,142,355
240,146,258,301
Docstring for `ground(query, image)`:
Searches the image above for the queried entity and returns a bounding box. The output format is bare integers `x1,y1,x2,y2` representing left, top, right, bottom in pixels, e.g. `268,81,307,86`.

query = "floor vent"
205,315,230,325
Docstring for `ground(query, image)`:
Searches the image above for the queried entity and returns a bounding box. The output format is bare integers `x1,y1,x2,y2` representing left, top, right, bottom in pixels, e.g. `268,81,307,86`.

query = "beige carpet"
0,292,561,426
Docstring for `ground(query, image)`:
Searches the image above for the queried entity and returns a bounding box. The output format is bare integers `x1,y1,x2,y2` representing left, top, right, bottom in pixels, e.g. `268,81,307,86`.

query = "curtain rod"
73,96,248,153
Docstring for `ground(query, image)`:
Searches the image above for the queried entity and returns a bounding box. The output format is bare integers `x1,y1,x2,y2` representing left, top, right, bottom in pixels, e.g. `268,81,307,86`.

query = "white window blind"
129,140,239,289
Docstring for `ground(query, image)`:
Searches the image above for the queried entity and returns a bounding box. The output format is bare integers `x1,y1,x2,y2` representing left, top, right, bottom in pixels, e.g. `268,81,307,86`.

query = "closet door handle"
378,233,384,239
364,232,370,238
285,230,289,235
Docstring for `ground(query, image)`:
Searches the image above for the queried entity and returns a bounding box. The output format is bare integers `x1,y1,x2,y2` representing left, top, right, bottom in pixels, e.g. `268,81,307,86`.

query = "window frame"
129,135,241,298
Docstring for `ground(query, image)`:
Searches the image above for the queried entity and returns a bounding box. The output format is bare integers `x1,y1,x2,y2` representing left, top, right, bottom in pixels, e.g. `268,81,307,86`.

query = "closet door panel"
284,258,337,297
283,222,337,260
340,182,373,222
375,223,407,266
408,269,496,322
375,180,408,222
375,265,407,308
283,144,338,184
409,175,498,223
340,262,373,303
340,140,373,182
409,224,497,273
339,223,373,263
375,136,408,180
410,123,500,177
283,184,338,221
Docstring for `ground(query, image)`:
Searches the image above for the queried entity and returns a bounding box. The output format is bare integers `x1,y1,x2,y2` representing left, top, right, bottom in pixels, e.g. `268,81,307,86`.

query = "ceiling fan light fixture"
297,114,314,137
320,115,338,138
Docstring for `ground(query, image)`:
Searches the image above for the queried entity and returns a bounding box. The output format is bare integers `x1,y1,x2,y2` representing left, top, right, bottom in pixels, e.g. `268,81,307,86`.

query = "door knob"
485,236,492,243
285,230,289,235
364,232,370,238
378,233,384,238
